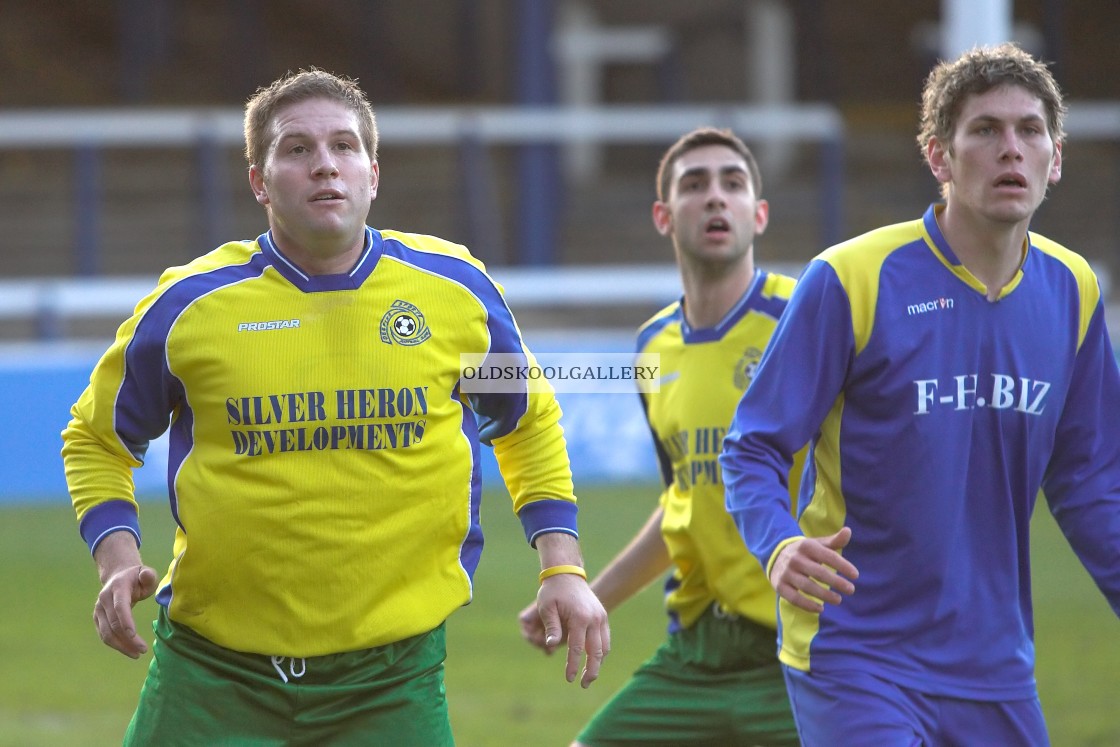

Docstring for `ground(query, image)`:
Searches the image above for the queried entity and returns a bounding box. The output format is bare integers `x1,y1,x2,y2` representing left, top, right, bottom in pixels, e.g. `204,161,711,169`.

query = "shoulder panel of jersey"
375,229,523,347
117,241,270,447
817,218,926,355
378,229,494,285
636,299,684,354
146,238,269,313
759,269,797,304
1029,232,1101,348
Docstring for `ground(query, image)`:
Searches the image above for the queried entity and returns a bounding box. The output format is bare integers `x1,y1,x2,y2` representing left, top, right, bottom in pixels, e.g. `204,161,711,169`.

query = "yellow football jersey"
636,269,800,631
63,228,577,656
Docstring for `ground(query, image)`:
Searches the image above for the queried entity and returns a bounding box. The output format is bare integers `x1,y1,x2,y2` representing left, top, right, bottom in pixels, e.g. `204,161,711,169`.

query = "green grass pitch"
4,486,1118,746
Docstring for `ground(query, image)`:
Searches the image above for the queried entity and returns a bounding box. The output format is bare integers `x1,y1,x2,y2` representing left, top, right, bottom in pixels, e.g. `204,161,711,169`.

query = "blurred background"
3,2,1120,745
2,3,1118,487
3,1,1117,279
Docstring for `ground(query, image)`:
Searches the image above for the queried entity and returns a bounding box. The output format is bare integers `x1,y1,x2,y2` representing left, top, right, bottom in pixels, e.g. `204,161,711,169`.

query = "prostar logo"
237,319,301,332
913,373,1051,415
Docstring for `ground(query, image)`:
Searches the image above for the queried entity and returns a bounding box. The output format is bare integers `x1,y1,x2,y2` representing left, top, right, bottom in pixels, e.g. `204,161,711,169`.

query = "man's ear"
651,201,672,236
1048,140,1062,185
249,164,269,206
926,137,952,187
754,198,770,235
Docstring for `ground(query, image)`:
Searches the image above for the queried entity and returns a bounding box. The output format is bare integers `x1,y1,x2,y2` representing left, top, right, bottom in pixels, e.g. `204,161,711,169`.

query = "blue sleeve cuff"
78,499,141,555
518,499,579,548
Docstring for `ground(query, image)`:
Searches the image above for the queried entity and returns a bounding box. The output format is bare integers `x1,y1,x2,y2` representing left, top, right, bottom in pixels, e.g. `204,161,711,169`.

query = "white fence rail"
0,265,721,339
2,101,1118,339
0,103,848,270
0,104,844,148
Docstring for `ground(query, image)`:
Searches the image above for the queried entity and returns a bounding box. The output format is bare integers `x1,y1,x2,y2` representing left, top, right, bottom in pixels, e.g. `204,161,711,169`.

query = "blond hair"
243,68,378,169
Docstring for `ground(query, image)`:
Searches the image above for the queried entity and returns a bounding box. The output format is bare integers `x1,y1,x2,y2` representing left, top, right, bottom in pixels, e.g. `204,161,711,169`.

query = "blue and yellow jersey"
722,205,1120,700
62,228,578,657
636,269,799,632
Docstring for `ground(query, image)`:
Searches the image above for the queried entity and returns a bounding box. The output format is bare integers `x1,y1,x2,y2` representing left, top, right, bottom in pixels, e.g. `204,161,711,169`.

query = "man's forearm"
93,529,142,583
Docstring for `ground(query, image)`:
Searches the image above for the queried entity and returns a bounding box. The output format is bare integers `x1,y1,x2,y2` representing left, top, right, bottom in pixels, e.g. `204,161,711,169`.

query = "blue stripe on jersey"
166,402,193,530
682,269,769,343
663,573,684,633
117,251,269,458
117,251,271,519
379,235,530,443
640,392,674,487
257,228,382,291
456,386,485,583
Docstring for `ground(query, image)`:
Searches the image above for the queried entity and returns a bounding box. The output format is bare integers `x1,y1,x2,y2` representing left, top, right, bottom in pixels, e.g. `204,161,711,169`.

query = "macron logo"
907,297,954,316
237,319,301,332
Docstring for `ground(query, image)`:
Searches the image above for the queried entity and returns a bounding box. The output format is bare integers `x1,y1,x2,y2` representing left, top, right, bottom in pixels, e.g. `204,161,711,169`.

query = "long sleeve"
720,259,854,569
62,274,185,553
1042,297,1120,615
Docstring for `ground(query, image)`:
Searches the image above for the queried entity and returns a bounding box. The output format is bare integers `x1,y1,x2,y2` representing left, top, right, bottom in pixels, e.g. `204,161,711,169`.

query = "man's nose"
312,147,340,176
1000,132,1025,161
705,186,728,207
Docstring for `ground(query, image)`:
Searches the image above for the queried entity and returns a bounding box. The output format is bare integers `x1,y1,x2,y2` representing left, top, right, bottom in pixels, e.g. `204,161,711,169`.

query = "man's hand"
518,600,551,652
94,563,159,658
92,531,159,659
769,527,859,613
534,573,610,688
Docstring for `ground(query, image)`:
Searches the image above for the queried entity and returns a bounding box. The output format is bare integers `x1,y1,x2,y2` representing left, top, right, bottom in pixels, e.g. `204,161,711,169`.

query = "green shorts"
124,607,454,747
577,604,798,747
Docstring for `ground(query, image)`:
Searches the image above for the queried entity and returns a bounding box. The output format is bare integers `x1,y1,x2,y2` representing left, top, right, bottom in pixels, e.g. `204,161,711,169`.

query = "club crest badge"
733,347,763,390
380,300,431,346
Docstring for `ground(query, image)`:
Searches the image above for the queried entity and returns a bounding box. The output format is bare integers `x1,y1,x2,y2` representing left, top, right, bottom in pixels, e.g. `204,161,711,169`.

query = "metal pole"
73,145,102,276
515,0,560,266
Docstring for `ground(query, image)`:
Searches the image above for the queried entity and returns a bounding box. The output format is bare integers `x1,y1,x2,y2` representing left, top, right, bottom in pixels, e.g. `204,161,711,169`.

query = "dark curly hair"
917,42,1066,165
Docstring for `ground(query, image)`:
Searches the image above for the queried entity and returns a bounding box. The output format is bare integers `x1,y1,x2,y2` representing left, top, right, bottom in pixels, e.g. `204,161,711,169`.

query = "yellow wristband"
538,564,588,583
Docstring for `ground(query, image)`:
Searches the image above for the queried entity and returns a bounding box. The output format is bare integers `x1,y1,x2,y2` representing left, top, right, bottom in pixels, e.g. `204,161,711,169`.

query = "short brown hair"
656,127,762,202
243,68,378,169
917,42,1066,163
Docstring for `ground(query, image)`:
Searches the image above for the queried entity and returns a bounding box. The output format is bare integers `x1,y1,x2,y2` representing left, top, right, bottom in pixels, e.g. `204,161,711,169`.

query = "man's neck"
936,205,1028,301
270,229,367,277
678,257,755,330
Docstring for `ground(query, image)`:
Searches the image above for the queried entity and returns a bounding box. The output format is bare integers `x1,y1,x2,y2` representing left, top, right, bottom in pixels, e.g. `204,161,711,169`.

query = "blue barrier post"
196,132,230,251
820,134,845,248
515,0,561,266
457,128,507,264
73,145,102,277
